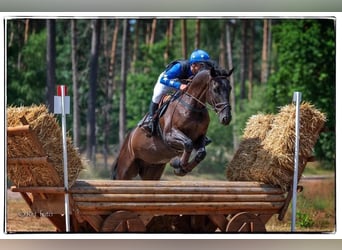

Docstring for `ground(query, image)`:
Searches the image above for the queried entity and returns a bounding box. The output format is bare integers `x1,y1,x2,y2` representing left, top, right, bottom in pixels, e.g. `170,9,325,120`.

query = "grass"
265,176,335,232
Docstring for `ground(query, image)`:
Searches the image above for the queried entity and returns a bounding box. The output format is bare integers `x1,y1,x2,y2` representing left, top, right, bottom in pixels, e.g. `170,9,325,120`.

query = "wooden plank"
31,193,65,214
76,201,284,214
8,156,49,165
278,189,292,221
72,193,286,203
46,214,66,232
7,125,30,135
74,179,282,189
11,186,65,194
83,215,103,232
70,186,285,195
257,214,274,225
20,192,33,207
208,214,228,232
76,208,282,217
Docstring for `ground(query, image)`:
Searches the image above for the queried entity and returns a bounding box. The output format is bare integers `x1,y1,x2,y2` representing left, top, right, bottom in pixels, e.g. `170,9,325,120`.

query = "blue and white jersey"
159,62,192,89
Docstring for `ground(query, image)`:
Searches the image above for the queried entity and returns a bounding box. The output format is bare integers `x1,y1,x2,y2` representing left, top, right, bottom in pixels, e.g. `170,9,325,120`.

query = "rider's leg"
140,101,158,136
146,101,159,125
141,78,171,136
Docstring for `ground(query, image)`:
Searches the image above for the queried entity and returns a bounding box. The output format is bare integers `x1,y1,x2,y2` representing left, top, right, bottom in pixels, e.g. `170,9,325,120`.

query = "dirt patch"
6,191,56,233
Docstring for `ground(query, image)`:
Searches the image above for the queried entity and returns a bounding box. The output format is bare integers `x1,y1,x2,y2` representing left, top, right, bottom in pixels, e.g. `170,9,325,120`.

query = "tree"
195,19,200,49
181,20,187,58
239,20,247,105
261,19,270,84
268,19,335,165
247,20,255,101
71,19,80,148
102,19,120,168
225,20,239,151
149,19,157,47
119,19,129,146
46,19,56,113
164,19,174,63
86,19,101,162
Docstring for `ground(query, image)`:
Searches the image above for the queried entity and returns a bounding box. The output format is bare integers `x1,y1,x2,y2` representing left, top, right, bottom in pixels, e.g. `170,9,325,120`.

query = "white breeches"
151,73,174,103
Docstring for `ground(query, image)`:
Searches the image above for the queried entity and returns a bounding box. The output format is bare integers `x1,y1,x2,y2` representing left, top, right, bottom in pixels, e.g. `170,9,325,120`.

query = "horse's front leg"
176,136,207,175
164,128,194,173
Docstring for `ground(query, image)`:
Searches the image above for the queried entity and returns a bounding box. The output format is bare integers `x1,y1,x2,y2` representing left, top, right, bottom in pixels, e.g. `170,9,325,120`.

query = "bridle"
180,73,231,115
208,75,232,115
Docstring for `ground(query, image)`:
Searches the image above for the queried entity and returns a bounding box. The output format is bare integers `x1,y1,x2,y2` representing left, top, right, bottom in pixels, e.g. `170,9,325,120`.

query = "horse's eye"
213,85,221,94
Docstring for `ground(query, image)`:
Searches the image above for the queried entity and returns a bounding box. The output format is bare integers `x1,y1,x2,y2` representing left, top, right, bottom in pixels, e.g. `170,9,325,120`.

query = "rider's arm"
159,63,183,89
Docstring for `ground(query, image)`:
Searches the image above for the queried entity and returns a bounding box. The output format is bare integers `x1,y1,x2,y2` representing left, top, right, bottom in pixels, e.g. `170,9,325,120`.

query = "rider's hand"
180,84,188,91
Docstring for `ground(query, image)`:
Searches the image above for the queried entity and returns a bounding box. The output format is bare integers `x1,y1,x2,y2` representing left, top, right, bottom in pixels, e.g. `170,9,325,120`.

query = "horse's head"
207,66,234,125
184,62,233,126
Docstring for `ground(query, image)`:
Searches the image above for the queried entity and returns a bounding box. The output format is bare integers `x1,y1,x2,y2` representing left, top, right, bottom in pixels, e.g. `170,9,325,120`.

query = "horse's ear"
227,67,234,77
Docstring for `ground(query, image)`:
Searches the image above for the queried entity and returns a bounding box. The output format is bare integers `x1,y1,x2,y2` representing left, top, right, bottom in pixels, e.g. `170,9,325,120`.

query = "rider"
140,49,211,136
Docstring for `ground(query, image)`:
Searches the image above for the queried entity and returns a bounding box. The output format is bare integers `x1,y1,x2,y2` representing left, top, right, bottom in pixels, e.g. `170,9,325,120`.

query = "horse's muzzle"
220,114,231,125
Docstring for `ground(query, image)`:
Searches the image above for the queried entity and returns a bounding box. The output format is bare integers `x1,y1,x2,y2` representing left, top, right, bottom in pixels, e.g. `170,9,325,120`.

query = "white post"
60,85,70,232
291,91,302,232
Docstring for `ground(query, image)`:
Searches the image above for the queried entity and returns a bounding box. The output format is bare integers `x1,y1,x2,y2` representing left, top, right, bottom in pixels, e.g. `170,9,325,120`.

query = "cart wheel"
100,211,146,232
226,212,266,232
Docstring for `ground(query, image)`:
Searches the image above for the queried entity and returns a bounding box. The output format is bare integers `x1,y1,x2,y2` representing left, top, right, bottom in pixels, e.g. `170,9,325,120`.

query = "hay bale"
226,114,274,181
226,102,326,190
7,104,84,187
242,113,275,140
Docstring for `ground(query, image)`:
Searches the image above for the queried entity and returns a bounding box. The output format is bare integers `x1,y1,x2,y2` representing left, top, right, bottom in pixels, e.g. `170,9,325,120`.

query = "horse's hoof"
174,168,187,176
170,158,181,169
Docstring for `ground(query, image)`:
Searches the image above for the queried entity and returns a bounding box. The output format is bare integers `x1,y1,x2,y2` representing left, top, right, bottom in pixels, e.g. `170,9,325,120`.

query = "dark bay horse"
111,65,233,180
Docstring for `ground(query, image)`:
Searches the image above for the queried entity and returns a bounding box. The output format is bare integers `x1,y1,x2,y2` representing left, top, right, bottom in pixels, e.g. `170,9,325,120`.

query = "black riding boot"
141,101,159,137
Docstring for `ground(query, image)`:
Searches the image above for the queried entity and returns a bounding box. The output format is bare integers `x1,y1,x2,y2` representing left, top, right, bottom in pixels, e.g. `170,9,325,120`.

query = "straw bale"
226,102,326,190
226,114,274,181
7,104,84,187
242,113,275,140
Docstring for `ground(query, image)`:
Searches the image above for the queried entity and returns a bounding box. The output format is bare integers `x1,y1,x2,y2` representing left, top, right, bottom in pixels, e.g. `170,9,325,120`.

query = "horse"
111,64,233,180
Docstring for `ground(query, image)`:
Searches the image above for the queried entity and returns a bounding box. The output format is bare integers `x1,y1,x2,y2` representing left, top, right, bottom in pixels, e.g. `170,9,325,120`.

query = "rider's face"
190,63,201,75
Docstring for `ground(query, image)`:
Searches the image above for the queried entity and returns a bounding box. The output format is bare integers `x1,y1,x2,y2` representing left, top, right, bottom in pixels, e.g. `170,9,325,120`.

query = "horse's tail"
110,158,118,180
110,129,134,180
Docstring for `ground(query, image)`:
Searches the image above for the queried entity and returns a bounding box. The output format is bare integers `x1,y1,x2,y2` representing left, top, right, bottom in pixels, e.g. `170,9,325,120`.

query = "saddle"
138,91,181,136
158,91,181,118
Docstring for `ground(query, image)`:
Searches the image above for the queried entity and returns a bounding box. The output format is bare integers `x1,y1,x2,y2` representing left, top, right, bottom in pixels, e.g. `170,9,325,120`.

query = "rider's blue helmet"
189,49,210,65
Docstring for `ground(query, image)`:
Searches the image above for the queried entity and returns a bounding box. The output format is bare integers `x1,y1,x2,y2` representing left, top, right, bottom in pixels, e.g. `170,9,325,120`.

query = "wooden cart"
10,179,298,233
7,121,300,233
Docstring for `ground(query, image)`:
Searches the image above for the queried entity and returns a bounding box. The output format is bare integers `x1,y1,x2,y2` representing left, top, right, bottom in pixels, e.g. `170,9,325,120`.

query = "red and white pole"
54,85,70,232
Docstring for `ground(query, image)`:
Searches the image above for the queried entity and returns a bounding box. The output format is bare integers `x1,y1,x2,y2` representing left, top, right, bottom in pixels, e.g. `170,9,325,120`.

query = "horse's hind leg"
139,164,166,180
113,156,140,180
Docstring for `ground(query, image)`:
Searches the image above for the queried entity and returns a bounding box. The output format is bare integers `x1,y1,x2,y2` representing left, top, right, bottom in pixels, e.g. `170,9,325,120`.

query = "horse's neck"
186,74,208,103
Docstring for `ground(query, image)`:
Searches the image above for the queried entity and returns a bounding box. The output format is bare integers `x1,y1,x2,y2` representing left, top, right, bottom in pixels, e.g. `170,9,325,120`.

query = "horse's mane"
202,60,233,77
